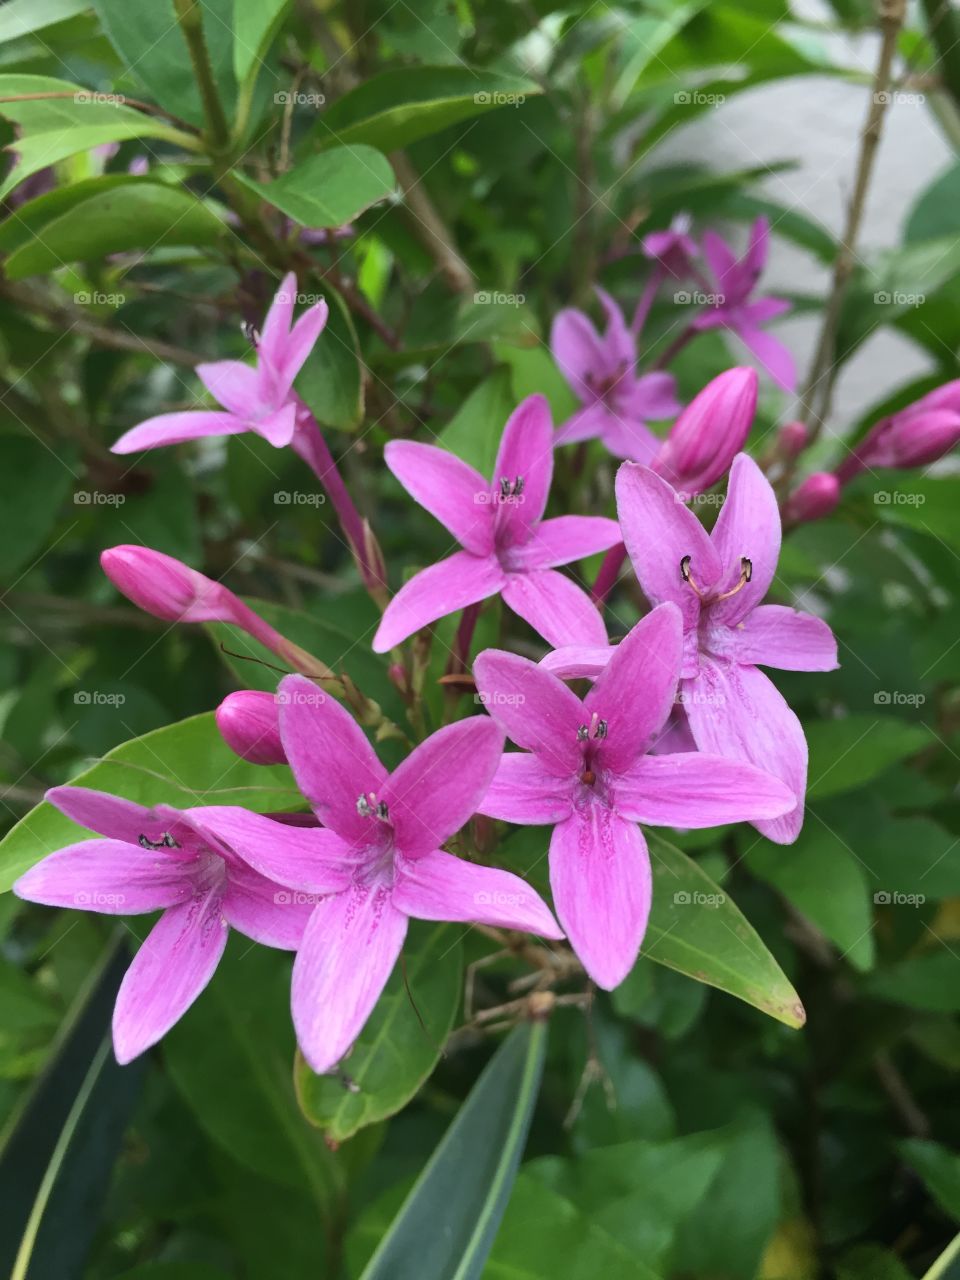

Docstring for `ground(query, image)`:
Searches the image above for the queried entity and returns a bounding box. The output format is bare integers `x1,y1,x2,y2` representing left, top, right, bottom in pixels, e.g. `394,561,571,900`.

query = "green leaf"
0,435,75,578
295,921,462,1142
0,937,145,1280
359,1020,548,1280
237,147,396,229
5,183,225,277
906,161,960,244
0,174,144,254
0,0,89,42
311,66,542,152
806,716,930,799
901,1139,960,1220
0,713,299,891
643,832,806,1028
0,74,185,200
294,286,364,430
869,476,960,554
439,368,515,475
232,0,292,85
164,939,342,1210
866,951,960,1012
115,1267,232,1280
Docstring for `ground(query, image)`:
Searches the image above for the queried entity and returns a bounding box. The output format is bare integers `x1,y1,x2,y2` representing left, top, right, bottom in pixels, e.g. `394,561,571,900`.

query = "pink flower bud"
778,420,808,458
101,545,236,623
864,408,960,469
652,367,758,497
215,691,285,765
784,473,840,524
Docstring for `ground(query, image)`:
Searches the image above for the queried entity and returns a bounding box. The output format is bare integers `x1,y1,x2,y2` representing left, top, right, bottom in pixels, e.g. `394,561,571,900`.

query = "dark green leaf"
237,147,395,229
294,286,364,430
901,1139,960,1220
0,435,76,578
806,716,930,798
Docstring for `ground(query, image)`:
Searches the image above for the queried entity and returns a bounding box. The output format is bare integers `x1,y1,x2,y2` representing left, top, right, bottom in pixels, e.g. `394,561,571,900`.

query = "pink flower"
217,691,286,765
373,395,621,652
641,214,698,283
652,367,758,497
13,787,315,1062
473,605,794,989
112,272,328,453
837,381,960,477
784,473,841,524
693,218,796,392
193,675,562,1072
550,289,680,461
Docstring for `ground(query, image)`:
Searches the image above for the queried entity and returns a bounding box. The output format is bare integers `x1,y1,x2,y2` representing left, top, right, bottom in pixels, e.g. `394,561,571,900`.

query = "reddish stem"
592,543,626,605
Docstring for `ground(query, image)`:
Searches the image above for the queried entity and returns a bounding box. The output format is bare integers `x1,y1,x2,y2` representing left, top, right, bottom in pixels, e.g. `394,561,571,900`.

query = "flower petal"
112,892,228,1063
615,752,795,826
472,649,584,776
14,840,194,914
615,462,721,627
372,550,505,653
702,229,738,291
477,752,574,824
709,452,781,625
277,673,387,843
598,412,662,463
492,394,554,547
595,287,635,370
503,569,607,648
385,440,495,555
539,645,613,680
291,884,408,1073
258,271,296,372
733,604,838,671
393,849,563,938
276,299,329,392
620,370,681,421
555,402,614,446
682,658,806,844
505,515,622,572
381,717,505,858
184,805,357,892
737,325,796,393
550,308,605,400
585,602,684,773
221,859,316,950
111,411,246,454
550,803,651,989
196,360,262,419
45,785,154,842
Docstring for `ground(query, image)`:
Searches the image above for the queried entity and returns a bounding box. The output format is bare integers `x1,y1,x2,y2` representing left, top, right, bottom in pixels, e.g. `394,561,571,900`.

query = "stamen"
576,724,589,742
679,554,705,599
138,832,179,850
499,477,511,499
514,476,524,496
715,557,753,602
594,718,608,739
375,801,390,822
356,794,374,817
242,321,260,347
357,793,390,822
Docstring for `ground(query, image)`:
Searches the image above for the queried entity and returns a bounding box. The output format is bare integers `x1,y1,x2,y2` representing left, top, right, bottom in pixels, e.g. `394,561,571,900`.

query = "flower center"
680,554,752,605
356,792,391,823
138,831,180,850
576,713,608,785
495,475,524,504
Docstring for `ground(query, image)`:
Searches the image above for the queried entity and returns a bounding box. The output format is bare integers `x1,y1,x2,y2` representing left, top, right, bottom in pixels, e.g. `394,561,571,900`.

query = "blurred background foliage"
0,0,959,1277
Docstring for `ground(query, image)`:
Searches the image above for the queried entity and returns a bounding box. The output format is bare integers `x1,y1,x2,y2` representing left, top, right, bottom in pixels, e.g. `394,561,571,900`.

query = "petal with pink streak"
477,752,574,824
682,658,806,844
184,805,357,892
258,271,296,373
598,412,662,463
709,452,781,625
615,752,795,827
737,325,796,393
594,286,635,370
505,515,622,572
385,440,495,555
277,673,388,845
276,299,329,393
372,550,505,653
256,400,298,447
550,308,605,400
472,649,584,776
549,802,651,989
702,229,738,291
46,785,154,842
733,604,838,671
555,402,615,446
539,644,613,680
291,882,408,1073
14,840,195,914
111,411,247,454
222,858,316,950
619,370,681,421
382,718,505,859
196,360,262,419
393,849,563,939
492,394,554,547
503,569,607,648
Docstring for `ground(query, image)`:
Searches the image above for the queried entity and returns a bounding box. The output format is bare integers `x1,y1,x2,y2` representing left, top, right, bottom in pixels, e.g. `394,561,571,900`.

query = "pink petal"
709,453,781,625
385,440,495,555
702,229,737,289
45,785,154,842
615,463,721,628
221,859,316,950
539,645,613,679
619,370,681,421
276,299,329,392
594,287,635,370
737,326,796,393
550,308,605,400
503,569,607,648
477,752,574,824
734,604,838,671
14,840,194,914
258,271,296,372
598,412,662,463
291,883,408,1073
555,403,614,446
682,658,805,844
742,215,770,281
111,411,247,454
585,603,684,773
550,802,651,990
113,892,228,1063
472,649,585,776
381,718,505,859
372,551,505,653
256,401,298,447
184,805,357,892
615,752,795,826
492,395,554,547
196,359,262,419
505,516,622,572
393,849,563,939
277,673,388,844
742,296,791,326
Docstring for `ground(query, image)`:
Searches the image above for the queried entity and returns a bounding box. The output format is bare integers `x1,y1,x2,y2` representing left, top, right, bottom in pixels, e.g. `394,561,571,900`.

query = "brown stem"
390,152,474,294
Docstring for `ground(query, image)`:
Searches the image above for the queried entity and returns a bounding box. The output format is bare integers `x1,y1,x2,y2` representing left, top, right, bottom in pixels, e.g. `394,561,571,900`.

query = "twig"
172,0,232,154
390,152,474,294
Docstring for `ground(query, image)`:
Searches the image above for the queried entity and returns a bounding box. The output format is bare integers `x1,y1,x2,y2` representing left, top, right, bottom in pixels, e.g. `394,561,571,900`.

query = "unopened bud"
778,420,808,458
652,367,758,496
784,473,841,524
101,545,237,623
216,691,285,765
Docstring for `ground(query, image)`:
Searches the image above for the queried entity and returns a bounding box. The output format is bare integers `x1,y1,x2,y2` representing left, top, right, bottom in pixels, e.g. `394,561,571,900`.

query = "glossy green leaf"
439,368,515,475
869,476,960,554
0,74,185,199
311,66,542,152
0,713,299,891
5,183,225,277
0,174,144,254
237,147,395,229
906,161,960,244
294,286,364,430
295,922,462,1142
901,1140,960,1221
0,435,76,578
359,1020,548,1280
643,832,806,1028
232,0,291,85
0,0,89,42
806,716,930,798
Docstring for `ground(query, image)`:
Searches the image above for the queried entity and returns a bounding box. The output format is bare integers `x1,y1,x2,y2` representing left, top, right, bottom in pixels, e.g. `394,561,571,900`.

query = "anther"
576,724,589,742
138,832,179,850
514,476,524,496
242,321,260,347
715,557,753,602
679,554,705,598
375,801,390,822
356,794,374,817
499,476,510,499
594,719,608,739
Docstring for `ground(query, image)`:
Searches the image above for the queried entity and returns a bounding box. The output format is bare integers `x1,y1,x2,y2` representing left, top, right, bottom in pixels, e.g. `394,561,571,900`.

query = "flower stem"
631,265,664,340
591,543,626,605
172,0,232,155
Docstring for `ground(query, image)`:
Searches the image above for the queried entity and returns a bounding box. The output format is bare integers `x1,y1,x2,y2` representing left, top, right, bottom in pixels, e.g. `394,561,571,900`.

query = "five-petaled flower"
473,605,795,989
191,674,562,1074
373,394,621,653
550,288,681,461
112,272,328,453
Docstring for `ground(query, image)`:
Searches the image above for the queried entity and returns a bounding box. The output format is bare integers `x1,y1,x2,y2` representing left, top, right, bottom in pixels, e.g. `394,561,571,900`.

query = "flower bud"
216,691,285,765
101,545,236,623
862,408,960,469
652,366,758,497
784,473,840,524
778,420,808,458
642,214,697,280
